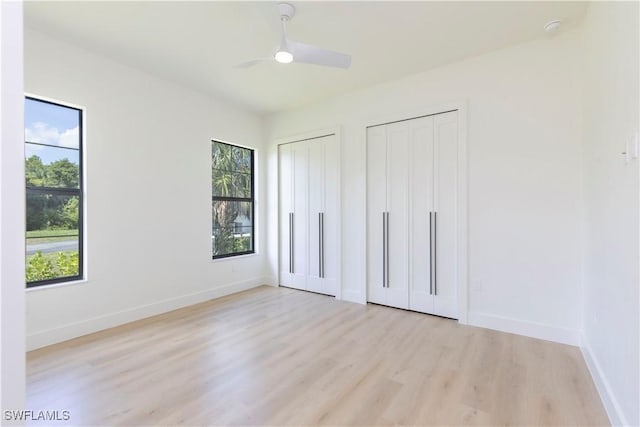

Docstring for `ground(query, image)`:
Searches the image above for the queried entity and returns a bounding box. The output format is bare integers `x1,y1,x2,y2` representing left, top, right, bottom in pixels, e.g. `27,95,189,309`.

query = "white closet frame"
362,101,468,324
275,127,343,300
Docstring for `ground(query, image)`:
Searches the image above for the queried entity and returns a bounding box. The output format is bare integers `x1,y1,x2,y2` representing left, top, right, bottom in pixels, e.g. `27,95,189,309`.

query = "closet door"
433,111,458,318
320,135,339,296
366,126,387,305
366,111,459,319
280,143,307,289
366,123,409,310
306,135,339,296
291,142,309,290
279,143,294,287
307,139,324,294
409,116,435,313
279,134,339,296
385,122,410,309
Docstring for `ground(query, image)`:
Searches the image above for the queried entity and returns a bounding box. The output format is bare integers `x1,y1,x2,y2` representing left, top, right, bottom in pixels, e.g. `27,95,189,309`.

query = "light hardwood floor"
27,286,609,426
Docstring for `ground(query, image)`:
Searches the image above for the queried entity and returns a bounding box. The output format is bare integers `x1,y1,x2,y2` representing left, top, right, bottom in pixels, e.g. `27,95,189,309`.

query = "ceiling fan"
236,2,352,69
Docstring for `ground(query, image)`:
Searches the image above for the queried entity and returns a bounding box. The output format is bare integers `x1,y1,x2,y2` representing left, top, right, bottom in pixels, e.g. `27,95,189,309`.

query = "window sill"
211,252,259,263
26,278,88,292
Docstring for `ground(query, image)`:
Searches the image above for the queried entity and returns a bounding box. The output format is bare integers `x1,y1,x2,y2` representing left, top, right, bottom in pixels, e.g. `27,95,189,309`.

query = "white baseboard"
341,289,365,305
468,311,580,345
263,275,278,287
580,333,627,426
27,277,266,351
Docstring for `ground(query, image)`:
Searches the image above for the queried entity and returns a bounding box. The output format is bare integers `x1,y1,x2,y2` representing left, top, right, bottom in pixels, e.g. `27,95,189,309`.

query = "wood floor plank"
26,286,609,426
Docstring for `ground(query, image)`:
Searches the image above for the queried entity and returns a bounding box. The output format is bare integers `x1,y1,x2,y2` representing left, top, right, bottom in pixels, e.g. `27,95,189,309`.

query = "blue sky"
25,98,80,165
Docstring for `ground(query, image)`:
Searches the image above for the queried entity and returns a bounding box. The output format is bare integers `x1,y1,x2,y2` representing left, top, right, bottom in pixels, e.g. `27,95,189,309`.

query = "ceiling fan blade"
234,58,272,69
289,40,351,69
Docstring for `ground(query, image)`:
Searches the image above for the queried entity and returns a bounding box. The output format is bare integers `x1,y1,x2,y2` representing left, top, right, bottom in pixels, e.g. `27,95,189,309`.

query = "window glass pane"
212,148,251,197
232,172,251,198
26,192,80,282
232,145,251,174
212,172,232,198
212,200,253,256
25,144,80,188
25,98,80,149
212,143,232,172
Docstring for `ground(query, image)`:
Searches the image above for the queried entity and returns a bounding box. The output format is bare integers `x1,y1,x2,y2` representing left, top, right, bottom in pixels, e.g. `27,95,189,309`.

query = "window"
212,141,255,258
25,96,83,287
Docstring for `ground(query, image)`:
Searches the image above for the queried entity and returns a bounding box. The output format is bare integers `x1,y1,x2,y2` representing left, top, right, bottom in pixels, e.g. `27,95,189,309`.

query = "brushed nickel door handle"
429,211,433,295
382,212,386,288
319,212,324,278
433,211,437,295
385,212,390,288
289,212,294,274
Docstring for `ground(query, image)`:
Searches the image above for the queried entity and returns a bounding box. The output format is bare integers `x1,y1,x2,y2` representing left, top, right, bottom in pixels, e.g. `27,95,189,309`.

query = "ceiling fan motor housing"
278,3,295,21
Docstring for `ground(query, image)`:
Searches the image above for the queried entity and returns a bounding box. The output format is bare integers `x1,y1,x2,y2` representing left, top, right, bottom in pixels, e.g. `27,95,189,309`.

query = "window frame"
25,95,84,288
211,140,255,260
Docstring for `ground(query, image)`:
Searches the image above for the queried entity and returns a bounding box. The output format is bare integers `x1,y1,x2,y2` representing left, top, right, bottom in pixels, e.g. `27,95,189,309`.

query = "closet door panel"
409,117,435,313
291,143,308,290
322,135,339,296
434,112,458,318
366,126,387,305
307,139,325,294
386,122,410,310
279,144,294,286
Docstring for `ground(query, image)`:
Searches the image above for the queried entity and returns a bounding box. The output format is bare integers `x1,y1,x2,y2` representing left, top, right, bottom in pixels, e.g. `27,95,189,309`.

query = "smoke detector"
544,19,562,33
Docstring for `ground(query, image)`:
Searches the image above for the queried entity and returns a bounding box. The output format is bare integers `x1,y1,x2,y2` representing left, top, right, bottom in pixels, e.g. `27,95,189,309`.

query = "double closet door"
367,111,458,318
279,134,339,296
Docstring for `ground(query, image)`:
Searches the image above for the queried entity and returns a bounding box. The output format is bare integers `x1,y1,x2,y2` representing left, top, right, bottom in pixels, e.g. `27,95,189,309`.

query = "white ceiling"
24,1,588,115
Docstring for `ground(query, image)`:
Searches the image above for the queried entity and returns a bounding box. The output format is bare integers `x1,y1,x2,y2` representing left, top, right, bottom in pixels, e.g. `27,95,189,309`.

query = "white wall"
580,2,639,425
24,29,267,350
1,0,26,418
265,28,585,345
